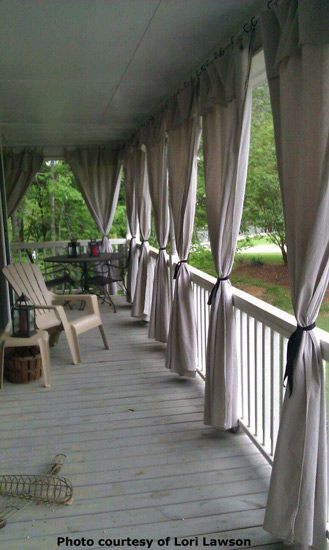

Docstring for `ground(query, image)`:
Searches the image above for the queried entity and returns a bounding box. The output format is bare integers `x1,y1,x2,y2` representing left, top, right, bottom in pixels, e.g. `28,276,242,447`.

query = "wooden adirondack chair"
2,263,109,365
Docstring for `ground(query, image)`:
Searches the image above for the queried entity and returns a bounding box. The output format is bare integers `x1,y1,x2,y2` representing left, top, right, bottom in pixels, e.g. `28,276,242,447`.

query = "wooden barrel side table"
0,330,51,389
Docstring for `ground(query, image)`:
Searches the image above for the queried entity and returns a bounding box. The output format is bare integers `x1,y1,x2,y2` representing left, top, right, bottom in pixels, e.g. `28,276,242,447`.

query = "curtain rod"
126,10,263,147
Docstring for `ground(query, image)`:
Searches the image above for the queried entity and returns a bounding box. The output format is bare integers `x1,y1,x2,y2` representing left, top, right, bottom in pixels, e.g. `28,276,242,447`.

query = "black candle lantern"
88,239,100,258
11,294,36,338
67,239,80,258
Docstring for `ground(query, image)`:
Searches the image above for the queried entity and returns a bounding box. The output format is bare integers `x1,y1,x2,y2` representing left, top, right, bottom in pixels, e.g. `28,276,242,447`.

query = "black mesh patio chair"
85,246,128,313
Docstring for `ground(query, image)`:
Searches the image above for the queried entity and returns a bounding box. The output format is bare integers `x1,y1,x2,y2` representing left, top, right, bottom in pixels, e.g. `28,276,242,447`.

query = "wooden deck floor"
0,299,283,550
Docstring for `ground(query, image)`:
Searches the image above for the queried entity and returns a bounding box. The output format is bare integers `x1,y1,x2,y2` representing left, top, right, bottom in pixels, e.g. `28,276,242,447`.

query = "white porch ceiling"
0,0,264,149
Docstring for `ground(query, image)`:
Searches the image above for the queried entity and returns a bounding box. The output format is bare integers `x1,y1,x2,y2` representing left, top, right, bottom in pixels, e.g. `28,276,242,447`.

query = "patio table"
44,253,116,293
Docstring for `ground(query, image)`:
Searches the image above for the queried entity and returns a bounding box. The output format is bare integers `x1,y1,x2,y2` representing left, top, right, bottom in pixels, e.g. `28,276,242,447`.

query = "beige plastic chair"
2,263,109,365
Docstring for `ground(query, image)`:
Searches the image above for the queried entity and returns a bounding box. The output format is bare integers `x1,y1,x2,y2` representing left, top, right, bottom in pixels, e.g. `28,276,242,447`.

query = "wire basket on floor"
0,474,73,504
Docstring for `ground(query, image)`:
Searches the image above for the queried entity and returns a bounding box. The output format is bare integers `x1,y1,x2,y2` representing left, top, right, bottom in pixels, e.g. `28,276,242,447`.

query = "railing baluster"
249,316,256,434
254,318,258,437
272,331,280,454
257,320,263,441
239,309,244,420
198,287,203,373
196,284,201,370
270,330,275,456
246,314,251,427
241,312,248,424
201,288,206,375
262,323,266,447
234,307,241,418
264,326,272,455
204,290,209,377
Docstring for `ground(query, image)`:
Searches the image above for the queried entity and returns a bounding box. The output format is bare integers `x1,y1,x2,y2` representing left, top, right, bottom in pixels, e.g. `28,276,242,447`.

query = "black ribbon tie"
173,259,188,279
207,276,230,305
284,322,316,396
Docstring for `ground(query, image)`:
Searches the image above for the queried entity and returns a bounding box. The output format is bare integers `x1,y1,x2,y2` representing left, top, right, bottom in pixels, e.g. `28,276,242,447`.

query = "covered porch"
1,1,329,549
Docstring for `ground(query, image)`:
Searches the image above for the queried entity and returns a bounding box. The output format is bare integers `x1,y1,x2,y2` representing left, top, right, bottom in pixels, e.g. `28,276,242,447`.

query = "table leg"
75,262,88,311
82,262,88,292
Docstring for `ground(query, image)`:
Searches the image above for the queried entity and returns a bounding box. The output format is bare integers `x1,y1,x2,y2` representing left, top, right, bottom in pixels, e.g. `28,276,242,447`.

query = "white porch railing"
149,246,329,468
11,238,127,264
189,262,329,464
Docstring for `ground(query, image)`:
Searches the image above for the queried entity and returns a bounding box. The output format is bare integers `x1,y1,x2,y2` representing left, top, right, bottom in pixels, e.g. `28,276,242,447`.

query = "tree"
241,84,287,264
194,145,207,243
20,161,98,242
9,161,127,242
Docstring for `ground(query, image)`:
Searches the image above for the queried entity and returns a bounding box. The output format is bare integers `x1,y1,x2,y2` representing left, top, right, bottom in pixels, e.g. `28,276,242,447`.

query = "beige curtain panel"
142,116,171,343
0,186,10,329
65,147,121,249
132,148,153,322
4,149,43,216
201,39,253,430
124,149,139,303
261,1,329,548
165,87,201,377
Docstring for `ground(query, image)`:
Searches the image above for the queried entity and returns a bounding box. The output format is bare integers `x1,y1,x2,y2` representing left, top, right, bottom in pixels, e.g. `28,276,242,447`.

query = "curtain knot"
284,322,316,396
138,240,149,266
173,259,188,279
127,236,136,265
207,275,230,305
159,247,166,251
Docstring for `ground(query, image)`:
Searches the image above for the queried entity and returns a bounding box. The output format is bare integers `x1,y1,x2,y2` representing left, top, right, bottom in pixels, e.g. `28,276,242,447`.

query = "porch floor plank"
0,299,284,549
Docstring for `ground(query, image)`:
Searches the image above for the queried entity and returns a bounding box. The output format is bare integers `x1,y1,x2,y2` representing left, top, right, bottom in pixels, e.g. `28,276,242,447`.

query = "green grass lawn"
189,247,283,274
189,246,329,332
236,252,283,265
237,234,274,249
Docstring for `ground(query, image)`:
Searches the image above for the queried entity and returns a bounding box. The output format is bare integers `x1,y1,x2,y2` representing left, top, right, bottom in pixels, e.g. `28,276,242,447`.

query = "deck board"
0,299,284,549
